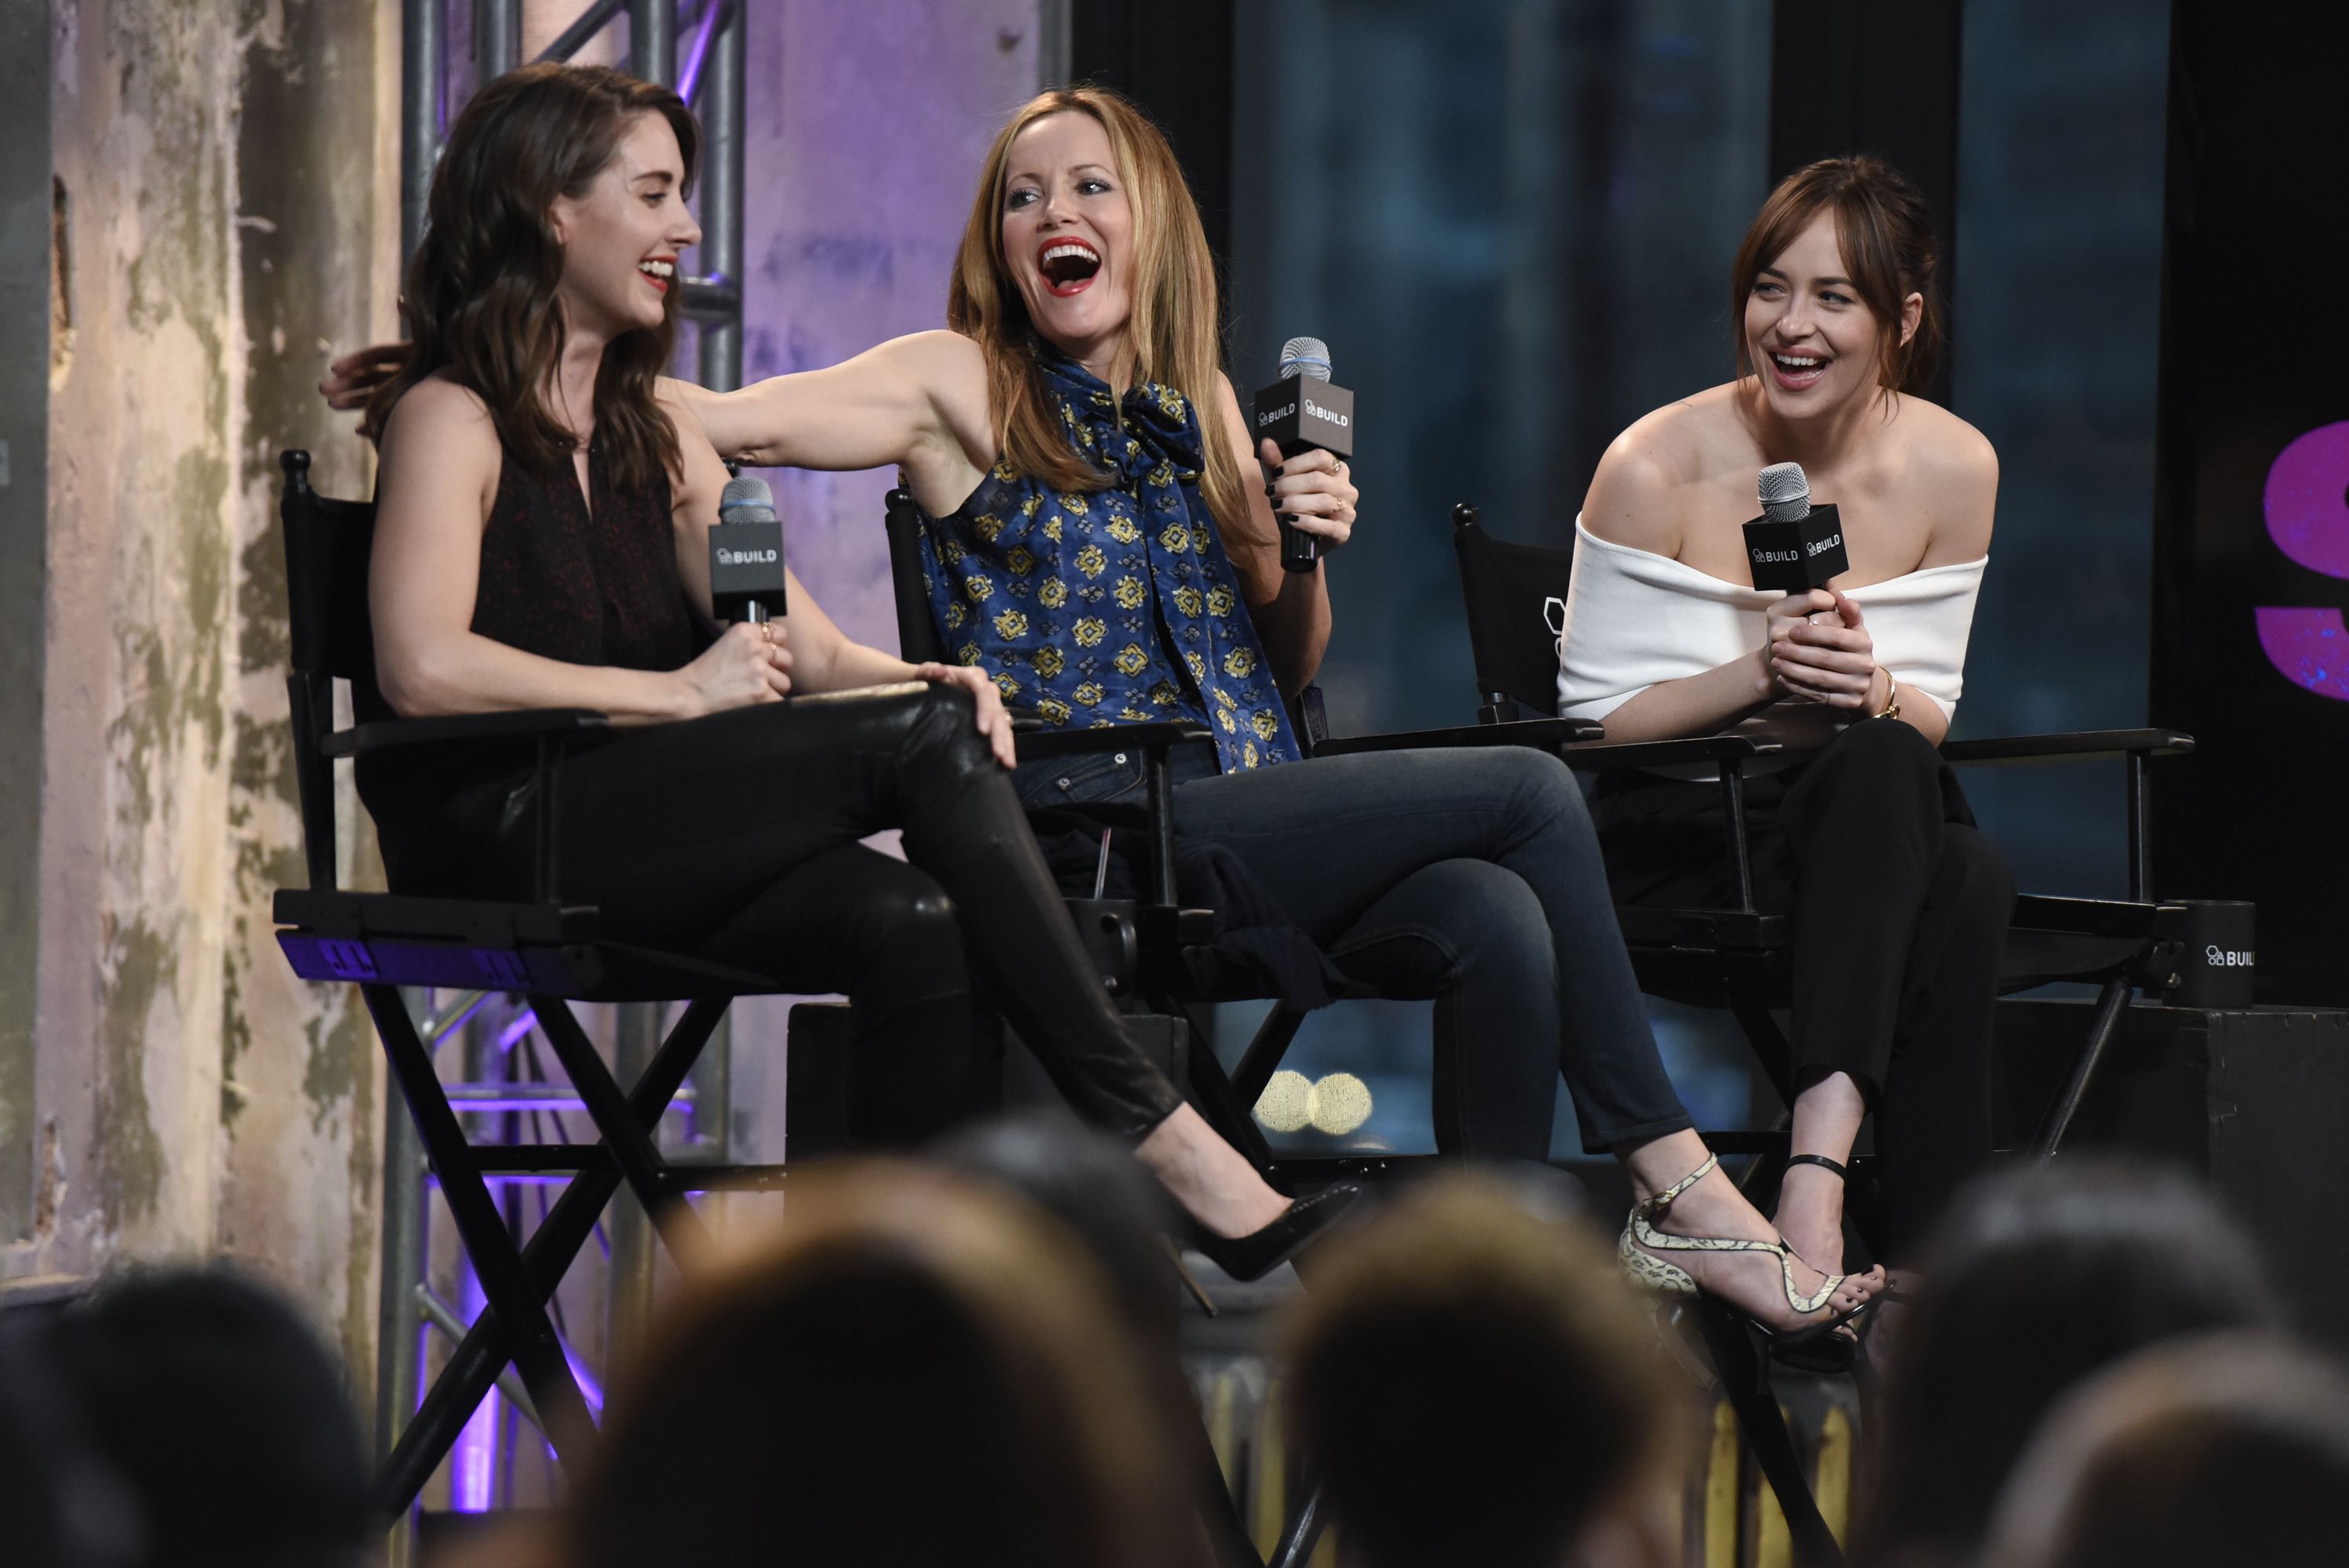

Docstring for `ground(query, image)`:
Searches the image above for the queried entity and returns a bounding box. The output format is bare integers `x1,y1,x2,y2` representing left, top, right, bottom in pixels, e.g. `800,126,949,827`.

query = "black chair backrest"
280,449,378,889
884,485,947,665
1450,503,1577,720
281,450,380,684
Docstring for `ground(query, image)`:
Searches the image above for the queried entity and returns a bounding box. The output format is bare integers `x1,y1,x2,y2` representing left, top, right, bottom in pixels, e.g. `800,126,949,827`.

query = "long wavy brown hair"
363,63,697,495
947,88,1257,550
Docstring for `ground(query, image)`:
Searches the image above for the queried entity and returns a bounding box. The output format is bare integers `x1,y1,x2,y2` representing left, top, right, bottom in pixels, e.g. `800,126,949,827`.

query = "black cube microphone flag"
711,475,788,623
1252,336,1355,573
1742,460,1849,596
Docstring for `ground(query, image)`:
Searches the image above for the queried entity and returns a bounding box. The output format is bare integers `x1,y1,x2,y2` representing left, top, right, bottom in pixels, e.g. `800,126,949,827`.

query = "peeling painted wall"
21,0,399,1387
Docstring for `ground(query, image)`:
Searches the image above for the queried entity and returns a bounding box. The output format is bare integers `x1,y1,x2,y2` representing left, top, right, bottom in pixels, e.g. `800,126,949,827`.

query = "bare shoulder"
1889,395,1999,557
1582,385,1738,553
655,374,713,438
377,372,500,497
381,371,496,445
654,377,731,510
1893,395,1998,485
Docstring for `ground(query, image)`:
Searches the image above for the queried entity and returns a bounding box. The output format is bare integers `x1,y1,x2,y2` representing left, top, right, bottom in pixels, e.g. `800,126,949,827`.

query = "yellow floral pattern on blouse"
914,347,1299,770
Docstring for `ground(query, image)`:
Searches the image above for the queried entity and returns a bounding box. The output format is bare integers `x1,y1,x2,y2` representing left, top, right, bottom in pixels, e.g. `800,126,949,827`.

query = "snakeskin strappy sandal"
1616,1153,1867,1353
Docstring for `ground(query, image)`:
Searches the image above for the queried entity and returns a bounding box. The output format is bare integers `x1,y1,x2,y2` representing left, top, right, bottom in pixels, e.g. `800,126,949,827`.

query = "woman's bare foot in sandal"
1620,1131,1884,1336
1777,1069,1867,1276
1774,1155,1851,1277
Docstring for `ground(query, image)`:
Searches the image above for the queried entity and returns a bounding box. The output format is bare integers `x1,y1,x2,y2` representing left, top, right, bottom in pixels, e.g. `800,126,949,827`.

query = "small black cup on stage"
2174,899,2257,1008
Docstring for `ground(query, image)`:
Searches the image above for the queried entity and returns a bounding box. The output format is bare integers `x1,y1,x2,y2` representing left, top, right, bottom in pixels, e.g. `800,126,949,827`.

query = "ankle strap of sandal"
1786,1153,1849,1181
1639,1152,1720,1220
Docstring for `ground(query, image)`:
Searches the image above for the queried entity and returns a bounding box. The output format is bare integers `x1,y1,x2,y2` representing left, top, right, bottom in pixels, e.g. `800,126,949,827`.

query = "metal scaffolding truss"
399,0,745,391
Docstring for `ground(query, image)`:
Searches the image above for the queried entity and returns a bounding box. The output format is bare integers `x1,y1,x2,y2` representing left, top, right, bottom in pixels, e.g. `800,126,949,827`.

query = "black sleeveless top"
356,436,707,896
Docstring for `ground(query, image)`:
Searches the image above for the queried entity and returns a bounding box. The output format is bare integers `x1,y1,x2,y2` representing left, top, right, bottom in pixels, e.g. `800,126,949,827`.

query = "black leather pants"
491,683,1185,1143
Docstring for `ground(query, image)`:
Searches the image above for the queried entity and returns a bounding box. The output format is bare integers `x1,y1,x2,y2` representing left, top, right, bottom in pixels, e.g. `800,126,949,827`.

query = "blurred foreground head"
45,1265,373,1568
1859,1157,2280,1563
1982,1333,2349,1568
565,1162,1185,1568
1281,1175,1687,1568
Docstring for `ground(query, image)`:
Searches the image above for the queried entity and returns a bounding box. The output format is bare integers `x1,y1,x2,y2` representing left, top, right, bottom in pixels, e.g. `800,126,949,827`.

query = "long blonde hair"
947,88,1255,546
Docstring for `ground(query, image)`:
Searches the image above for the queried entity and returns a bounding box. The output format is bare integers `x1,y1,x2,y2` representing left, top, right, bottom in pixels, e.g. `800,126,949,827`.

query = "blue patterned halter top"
918,347,1302,772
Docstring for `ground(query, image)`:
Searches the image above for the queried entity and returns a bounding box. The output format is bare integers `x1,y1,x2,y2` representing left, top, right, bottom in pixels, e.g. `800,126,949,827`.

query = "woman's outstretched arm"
663,382,1018,766
671,330,995,498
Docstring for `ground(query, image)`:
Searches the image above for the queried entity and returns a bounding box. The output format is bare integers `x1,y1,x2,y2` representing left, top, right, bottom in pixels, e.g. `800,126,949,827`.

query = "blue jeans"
1013,742,1690,1158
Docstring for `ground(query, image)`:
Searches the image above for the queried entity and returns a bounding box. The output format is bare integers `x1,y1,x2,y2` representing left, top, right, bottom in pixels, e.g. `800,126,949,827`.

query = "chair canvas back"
1450,512,1578,719
278,451,378,892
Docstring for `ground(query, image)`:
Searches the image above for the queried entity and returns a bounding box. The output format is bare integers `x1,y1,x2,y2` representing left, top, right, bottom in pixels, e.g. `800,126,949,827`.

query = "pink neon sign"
2259,421,2349,701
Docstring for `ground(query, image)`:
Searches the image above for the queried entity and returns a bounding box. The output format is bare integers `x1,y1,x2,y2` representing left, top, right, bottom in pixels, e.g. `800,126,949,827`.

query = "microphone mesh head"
720,475,776,516
1277,336,1333,383
1758,461,1810,521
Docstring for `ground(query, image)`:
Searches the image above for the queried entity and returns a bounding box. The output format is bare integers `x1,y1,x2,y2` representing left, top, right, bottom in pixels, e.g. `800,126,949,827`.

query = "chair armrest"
1554,734,1784,772
1939,727,2195,766
1311,716,1604,758
1016,721,1212,760
320,708,611,759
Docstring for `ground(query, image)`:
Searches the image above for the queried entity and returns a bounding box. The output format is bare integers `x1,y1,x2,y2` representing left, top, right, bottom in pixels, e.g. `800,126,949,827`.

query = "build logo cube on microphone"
1743,460,1849,595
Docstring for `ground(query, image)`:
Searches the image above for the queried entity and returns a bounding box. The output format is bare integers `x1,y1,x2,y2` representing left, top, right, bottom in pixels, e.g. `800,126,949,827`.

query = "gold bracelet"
1871,668,1901,721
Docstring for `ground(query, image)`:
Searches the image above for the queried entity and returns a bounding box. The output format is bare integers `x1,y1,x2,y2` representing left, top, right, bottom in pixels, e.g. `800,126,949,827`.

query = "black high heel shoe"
1182,1181,1364,1281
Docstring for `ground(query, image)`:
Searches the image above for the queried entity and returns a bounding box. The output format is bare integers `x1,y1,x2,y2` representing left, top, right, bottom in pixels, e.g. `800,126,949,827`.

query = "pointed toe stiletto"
1184,1181,1364,1282
1617,1154,1868,1354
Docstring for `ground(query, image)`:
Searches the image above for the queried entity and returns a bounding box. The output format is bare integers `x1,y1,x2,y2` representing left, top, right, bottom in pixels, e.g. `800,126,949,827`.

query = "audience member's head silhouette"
1982,1332,2349,1568
1283,1175,1687,1568
45,1266,372,1568
1860,1157,2281,1564
565,1162,1188,1568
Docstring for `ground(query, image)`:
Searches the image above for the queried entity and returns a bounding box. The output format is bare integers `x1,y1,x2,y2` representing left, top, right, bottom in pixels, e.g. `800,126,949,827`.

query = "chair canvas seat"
272,889,788,1000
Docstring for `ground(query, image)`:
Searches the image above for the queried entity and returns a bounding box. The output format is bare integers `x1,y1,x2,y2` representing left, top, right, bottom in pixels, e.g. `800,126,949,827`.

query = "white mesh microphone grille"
1758,461,1811,522
720,475,776,520
1277,336,1333,383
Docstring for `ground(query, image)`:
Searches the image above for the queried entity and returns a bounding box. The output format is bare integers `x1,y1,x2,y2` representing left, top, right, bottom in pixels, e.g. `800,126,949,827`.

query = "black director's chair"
882,487,1609,1188
271,450,807,1513
1445,500,2194,1160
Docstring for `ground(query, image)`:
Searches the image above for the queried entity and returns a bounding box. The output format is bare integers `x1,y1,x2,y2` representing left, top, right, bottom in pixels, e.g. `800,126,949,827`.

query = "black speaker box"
1995,1000,2349,1346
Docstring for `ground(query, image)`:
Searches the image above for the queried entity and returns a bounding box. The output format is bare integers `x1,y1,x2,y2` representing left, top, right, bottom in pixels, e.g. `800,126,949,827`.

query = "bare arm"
1574,431,1784,742
663,381,1017,764
1762,420,1998,744
672,331,994,514
369,379,785,725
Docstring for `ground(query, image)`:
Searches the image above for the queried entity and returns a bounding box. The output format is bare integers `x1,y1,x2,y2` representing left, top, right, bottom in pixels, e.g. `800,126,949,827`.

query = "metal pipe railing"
695,0,744,391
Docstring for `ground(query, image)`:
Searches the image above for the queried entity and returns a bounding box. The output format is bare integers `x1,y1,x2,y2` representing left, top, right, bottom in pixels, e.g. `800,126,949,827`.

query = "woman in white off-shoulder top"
1560,156,2010,1291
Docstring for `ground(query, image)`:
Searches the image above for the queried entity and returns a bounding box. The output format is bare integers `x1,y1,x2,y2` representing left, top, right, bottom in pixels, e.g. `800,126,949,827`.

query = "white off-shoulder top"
1552,517,1987,724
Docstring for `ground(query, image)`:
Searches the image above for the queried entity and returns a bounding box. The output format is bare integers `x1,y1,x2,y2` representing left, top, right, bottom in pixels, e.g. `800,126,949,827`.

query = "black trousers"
1589,719,2014,1256
476,683,1186,1145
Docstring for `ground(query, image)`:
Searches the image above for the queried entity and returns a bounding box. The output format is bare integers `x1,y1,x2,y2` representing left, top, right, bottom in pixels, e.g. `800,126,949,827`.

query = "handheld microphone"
1742,461,1849,595
711,475,787,623
1250,336,1355,573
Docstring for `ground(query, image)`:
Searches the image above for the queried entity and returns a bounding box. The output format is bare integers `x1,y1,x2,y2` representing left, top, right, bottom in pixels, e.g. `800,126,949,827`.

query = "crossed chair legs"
366,988,735,1514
